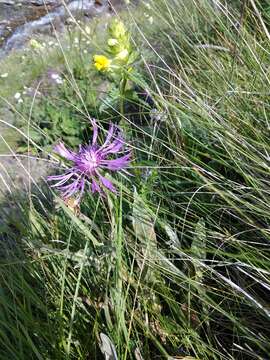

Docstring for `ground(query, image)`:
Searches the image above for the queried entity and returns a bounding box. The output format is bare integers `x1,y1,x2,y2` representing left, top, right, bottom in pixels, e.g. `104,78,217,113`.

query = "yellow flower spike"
110,20,126,39
115,49,129,60
93,55,111,71
108,38,118,46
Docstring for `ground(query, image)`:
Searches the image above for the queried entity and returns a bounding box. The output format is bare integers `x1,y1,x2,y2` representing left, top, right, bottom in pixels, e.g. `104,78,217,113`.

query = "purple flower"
47,121,131,202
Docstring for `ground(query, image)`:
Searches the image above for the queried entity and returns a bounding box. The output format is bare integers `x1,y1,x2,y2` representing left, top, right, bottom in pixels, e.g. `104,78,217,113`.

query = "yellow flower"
93,55,111,71
115,49,129,60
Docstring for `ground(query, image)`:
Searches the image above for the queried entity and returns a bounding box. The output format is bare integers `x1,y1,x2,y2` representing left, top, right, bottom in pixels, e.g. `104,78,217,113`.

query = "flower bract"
108,38,118,46
115,49,129,61
110,20,126,39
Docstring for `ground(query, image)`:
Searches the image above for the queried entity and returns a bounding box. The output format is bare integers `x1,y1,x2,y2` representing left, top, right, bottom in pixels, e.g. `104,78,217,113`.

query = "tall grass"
1,0,270,359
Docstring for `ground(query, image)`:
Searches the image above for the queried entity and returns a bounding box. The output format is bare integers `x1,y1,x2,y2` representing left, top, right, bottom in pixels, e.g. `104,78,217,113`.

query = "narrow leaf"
99,333,118,360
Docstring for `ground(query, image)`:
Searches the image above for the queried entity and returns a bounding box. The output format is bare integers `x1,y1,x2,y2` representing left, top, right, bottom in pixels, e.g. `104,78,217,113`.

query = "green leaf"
191,218,206,261
16,145,29,153
64,136,82,146
132,188,157,280
190,218,207,285
132,188,157,247
190,218,209,327
60,117,80,135
124,88,140,102
99,86,120,113
35,246,99,269
99,333,118,360
56,197,103,247
28,207,47,238
127,50,139,65
20,126,43,142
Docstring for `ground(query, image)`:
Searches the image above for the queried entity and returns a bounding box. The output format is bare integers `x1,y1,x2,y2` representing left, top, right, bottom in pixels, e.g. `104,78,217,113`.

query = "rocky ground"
0,0,123,56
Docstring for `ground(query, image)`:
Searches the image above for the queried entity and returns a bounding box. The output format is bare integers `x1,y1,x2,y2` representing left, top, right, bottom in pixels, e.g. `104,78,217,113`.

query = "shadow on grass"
0,173,64,359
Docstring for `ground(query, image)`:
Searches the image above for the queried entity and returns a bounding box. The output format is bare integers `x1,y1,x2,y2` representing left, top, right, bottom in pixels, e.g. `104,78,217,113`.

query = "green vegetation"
1,0,270,359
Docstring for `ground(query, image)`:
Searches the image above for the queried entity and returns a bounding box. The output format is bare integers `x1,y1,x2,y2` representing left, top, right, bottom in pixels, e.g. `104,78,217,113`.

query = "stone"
0,1,15,4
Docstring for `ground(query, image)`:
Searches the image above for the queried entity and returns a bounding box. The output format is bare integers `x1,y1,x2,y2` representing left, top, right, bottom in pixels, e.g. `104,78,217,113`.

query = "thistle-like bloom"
48,122,131,202
93,55,111,71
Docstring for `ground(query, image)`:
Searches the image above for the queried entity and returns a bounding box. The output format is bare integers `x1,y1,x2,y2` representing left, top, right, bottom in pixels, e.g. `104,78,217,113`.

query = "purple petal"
77,178,85,201
100,123,115,150
47,174,68,181
61,179,81,198
54,143,76,161
78,144,87,155
99,175,116,193
47,172,74,187
91,179,101,193
101,137,124,155
101,153,131,171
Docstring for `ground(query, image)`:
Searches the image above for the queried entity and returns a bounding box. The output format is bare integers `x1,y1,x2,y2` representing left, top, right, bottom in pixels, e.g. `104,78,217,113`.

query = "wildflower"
93,55,111,71
0,73,8,78
47,121,131,201
148,16,154,24
115,49,129,60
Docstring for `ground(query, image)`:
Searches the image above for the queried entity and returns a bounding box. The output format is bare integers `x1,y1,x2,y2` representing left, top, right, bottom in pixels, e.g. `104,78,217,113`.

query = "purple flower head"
48,121,131,202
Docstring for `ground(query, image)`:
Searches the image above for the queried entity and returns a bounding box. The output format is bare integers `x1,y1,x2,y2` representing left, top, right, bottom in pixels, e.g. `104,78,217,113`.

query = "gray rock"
0,0,15,4
21,0,61,5
0,154,54,199
0,0,112,57
0,0,62,5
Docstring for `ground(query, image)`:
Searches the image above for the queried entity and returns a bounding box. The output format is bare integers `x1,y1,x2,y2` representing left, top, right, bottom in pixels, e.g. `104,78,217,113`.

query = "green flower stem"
120,75,127,118
119,74,129,137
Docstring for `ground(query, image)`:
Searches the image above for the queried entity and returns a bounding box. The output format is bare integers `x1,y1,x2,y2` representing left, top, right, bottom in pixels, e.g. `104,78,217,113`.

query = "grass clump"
1,0,270,359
